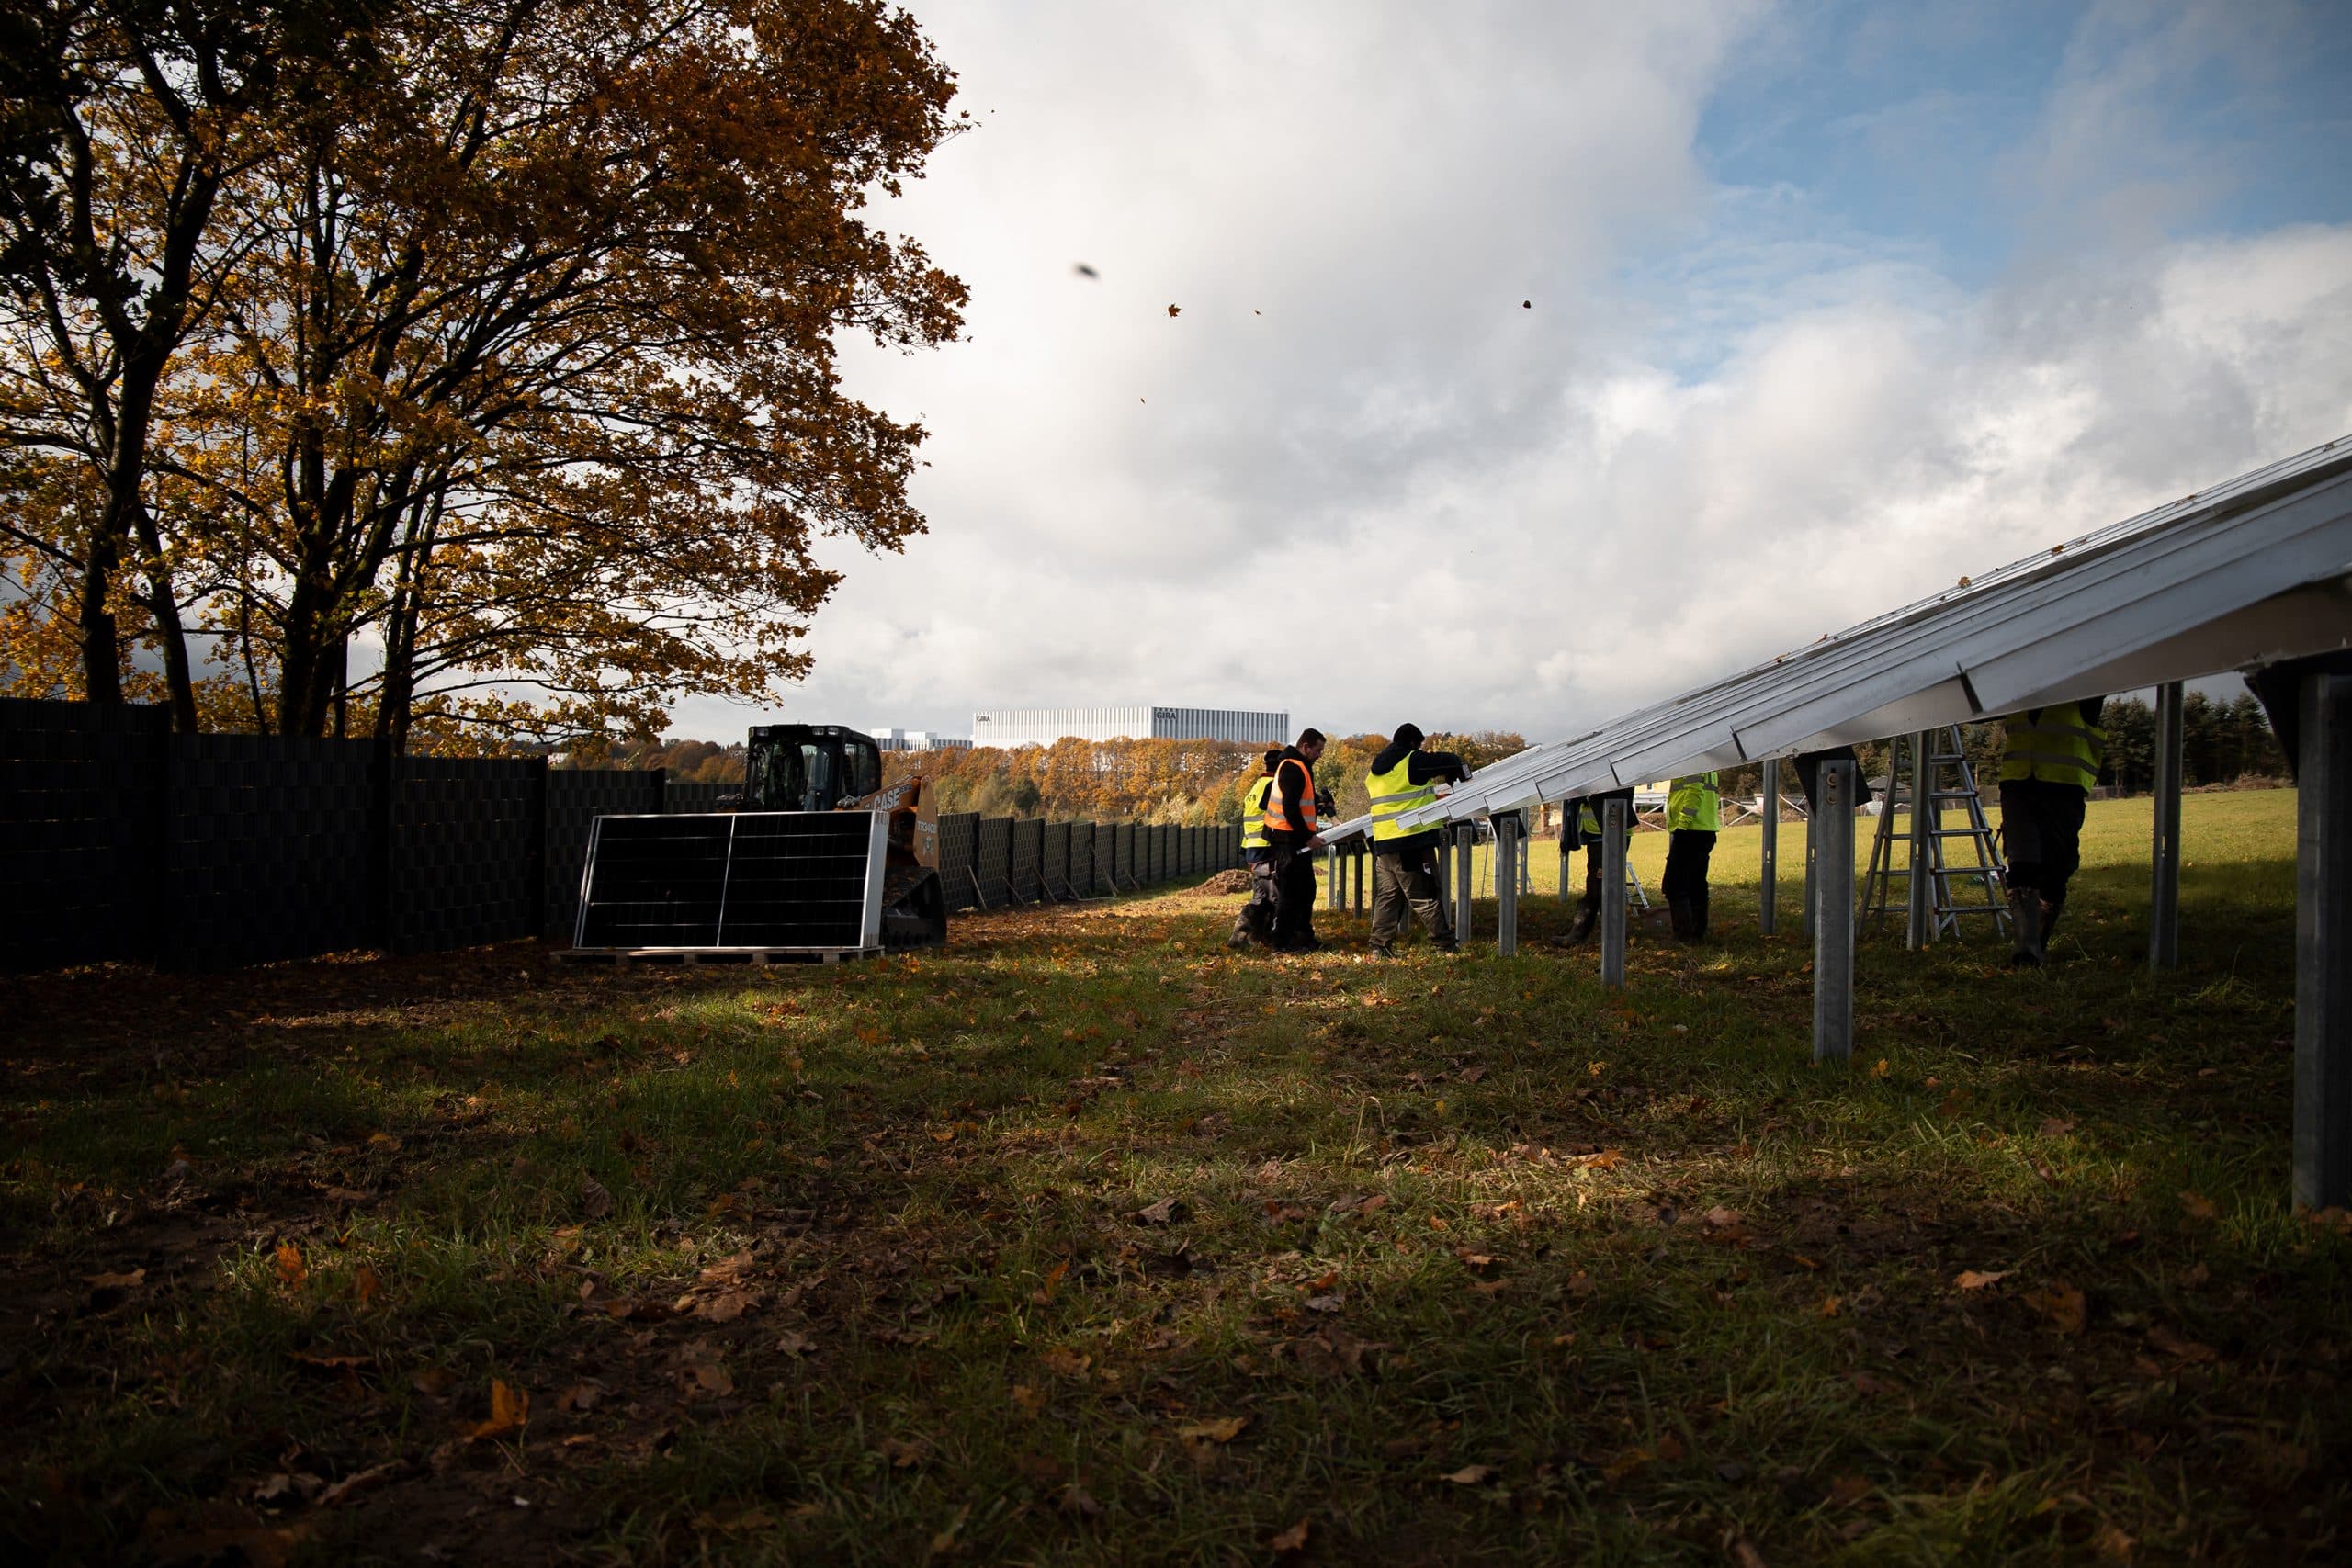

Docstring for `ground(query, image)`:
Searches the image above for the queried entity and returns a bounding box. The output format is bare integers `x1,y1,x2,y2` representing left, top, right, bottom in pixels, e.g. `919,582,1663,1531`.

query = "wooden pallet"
556,946,882,967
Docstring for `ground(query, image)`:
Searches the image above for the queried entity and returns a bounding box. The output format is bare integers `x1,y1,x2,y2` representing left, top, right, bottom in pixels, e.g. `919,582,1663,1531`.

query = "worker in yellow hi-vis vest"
1227,749,1284,950
1363,723,1468,956
1998,698,2106,966
1663,772,1722,942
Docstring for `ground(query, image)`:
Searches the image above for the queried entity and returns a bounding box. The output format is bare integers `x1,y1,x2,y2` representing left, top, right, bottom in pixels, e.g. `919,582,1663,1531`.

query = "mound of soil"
1196,868,1253,895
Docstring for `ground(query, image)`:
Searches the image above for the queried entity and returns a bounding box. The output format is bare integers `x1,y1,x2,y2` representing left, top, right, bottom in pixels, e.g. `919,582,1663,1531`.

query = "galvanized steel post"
1497,815,1520,956
1454,823,1476,944
2151,681,2184,970
2295,672,2352,1209
1758,759,1780,936
1813,760,1857,1063
1600,798,1628,989
1325,844,1340,910
1906,730,1934,950
1558,827,1572,904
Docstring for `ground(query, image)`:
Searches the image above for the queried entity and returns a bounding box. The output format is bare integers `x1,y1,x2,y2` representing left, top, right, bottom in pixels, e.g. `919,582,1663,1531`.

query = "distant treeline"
884,731,1532,825
554,695,2279,818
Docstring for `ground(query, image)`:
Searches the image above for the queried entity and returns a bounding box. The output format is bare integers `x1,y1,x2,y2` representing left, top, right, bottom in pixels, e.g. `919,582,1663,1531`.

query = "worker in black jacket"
1363,723,1467,955
1261,729,1329,953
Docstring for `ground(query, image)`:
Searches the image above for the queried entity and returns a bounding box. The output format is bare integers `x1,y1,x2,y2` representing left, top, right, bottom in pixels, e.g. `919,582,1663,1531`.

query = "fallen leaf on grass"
1271,1517,1310,1552
366,1132,401,1153
2096,1526,2137,1560
1133,1195,1184,1224
1952,1269,2011,1292
2179,1191,2218,1222
1039,1347,1092,1379
463,1380,529,1441
554,1381,605,1414
317,1458,413,1506
2023,1282,2087,1336
410,1367,458,1397
578,1175,615,1219
352,1266,381,1306
1178,1416,1249,1444
682,1360,734,1399
1057,1483,1104,1517
275,1244,308,1289
1826,1474,1871,1506
1454,1251,1503,1272
288,1351,372,1375
1601,1448,1651,1483
83,1269,146,1291
1011,1383,1047,1416
1032,1259,1069,1304
878,1438,931,1469
773,1329,811,1357
1730,1538,1768,1568
684,1288,762,1324
1442,1463,1496,1485
2145,1325,2219,1364
2040,1117,2075,1137
1456,1066,1486,1084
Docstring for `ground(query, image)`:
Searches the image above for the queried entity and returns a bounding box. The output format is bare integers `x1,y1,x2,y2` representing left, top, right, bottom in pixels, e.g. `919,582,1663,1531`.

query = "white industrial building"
868,728,972,753
969,705,1291,748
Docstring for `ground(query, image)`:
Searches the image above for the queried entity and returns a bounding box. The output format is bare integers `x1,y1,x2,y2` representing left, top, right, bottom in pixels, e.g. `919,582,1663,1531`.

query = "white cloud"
673,1,2352,749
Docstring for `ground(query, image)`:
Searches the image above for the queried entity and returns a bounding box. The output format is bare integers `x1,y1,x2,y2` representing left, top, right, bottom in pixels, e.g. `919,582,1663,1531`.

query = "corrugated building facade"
970,705,1291,748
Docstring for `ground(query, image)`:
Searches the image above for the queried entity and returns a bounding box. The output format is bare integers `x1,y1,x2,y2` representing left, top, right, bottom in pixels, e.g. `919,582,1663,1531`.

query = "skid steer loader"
570,725,948,960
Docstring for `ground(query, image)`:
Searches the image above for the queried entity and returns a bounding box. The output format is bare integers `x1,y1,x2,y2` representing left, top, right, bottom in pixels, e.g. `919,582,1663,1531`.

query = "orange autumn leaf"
275,1244,308,1289
464,1379,530,1441
1177,1416,1248,1444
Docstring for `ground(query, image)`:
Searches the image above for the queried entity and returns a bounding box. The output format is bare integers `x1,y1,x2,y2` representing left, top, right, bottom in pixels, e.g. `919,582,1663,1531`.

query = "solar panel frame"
573,810,887,953
1380,435,2352,832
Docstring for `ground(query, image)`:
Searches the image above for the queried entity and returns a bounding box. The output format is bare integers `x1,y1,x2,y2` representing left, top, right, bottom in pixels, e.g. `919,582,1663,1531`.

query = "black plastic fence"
2,699,1243,971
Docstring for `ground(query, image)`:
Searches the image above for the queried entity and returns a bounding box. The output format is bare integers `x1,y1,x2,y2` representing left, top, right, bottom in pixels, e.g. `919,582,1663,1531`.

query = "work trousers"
1999,779,2086,901
1663,829,1715,907
1231,849,1275,944
1576,842,1604,909
1370,847,1452,951
1265,833,1317,949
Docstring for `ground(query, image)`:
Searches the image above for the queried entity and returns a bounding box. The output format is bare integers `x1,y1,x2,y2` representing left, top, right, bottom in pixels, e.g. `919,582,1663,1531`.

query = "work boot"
1564,904,1597,945
2041,896,2064,947
1690,890,1710,942
1668,897,1695,943
1369,943,1396,959
2008,891,2044,968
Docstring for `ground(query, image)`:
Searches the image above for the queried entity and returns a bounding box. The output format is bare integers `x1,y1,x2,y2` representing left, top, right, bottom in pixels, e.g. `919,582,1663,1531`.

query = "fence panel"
391,757,545,953
165,736,385,970
664,778,724,815
0,698,169,971
934,812,979,911
1068,821,1093,895
1042,822,1069,897
1011,818,1044,902
1095,823,1118,893
975,816,1012,906
546,770,663,942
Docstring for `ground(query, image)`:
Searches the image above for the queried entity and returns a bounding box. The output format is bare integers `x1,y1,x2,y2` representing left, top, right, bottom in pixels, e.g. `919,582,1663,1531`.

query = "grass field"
3,789,2342,1565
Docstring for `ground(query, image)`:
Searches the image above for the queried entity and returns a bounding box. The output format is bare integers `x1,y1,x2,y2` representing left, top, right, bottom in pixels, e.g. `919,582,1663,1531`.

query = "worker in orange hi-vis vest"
1260,728,1329,953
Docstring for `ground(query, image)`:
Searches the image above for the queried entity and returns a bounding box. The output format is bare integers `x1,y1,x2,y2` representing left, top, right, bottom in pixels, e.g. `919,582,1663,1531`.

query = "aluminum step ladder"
1860,727,2009,943
1554,838,1651,909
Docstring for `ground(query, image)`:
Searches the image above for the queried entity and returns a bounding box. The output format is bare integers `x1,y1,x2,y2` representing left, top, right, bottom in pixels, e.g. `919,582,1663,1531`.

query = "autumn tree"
174,0,966,743
4,0,966,746
0,0,378,725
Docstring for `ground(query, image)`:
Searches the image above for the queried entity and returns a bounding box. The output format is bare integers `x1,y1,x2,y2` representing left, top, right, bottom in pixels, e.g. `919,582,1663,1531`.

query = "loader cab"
744,725,884,812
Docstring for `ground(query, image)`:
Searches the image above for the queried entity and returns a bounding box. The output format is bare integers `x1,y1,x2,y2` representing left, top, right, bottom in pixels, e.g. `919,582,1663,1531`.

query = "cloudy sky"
679,0,2352,745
